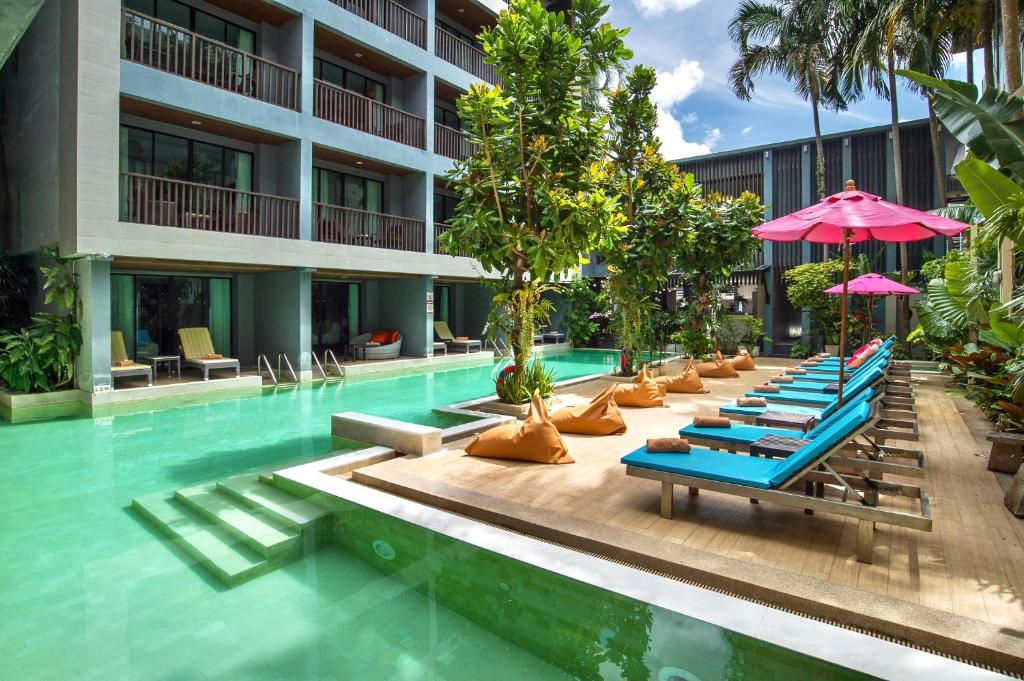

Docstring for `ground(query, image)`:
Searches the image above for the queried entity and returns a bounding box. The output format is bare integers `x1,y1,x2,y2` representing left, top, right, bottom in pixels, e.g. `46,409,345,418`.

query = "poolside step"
131,493,268,588
174,483,299,560
217,474,331,530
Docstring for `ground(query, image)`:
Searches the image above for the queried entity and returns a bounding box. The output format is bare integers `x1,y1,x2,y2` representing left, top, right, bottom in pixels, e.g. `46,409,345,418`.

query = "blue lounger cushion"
747,367,884,405
719,402,831,419
625,403,873,489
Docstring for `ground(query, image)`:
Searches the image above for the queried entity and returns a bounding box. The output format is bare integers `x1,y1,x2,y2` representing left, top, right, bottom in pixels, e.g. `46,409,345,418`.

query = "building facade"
0,0,504,389
676,120,963,356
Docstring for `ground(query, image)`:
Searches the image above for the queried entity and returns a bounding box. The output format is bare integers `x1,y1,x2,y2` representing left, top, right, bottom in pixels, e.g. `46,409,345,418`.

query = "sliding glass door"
311,281,360,354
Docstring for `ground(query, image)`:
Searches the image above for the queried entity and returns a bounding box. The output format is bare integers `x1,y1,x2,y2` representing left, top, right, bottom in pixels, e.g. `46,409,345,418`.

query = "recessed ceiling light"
458,7,464,12
191,120,202,126
354,52,363,58
355,160,364,165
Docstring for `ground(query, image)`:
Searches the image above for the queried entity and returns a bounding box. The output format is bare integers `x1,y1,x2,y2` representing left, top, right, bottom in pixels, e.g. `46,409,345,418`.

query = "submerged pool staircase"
132,473,333,588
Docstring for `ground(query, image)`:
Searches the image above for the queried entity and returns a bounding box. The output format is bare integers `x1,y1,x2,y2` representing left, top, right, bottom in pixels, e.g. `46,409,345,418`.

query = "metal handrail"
258,353,277,385
311,351,328,381
277,353,298,383
324,349,345,377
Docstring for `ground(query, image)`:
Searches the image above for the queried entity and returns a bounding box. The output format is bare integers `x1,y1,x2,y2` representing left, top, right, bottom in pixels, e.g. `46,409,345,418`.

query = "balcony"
314,203,426,252
434,123,475,160
313,80,426,149
435,25,499,85
327,0,426,48
120,172,300,239
122,9,300,110
433,223,468,256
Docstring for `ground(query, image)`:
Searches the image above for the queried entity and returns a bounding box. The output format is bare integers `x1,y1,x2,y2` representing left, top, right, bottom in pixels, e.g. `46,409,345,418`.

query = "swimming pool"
0,349,951,679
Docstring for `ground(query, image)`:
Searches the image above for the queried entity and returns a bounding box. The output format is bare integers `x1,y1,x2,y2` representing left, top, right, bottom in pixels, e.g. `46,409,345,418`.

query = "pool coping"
274,461,1010,681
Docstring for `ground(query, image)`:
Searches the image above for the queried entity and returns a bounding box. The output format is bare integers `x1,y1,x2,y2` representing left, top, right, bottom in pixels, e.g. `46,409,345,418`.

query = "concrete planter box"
987,431,1024,474
0,388,84,423
476,396,562,419
332,412,442,457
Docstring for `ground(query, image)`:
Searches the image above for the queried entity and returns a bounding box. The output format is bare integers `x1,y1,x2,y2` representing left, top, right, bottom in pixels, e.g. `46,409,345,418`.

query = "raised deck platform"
351,359,1024,675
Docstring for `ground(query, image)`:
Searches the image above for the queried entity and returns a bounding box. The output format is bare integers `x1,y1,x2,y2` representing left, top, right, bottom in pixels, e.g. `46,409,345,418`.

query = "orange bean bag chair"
465,392,573,464
730,350,756,371
612,370,664,407
636,364,668,396
655,358,708,394
550,386,627,435
695,358,740,379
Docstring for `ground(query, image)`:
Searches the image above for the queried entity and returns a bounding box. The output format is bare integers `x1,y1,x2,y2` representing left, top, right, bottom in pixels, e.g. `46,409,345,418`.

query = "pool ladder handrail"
311,350,345,381
257,353,277,385
277,353,298,384
257,352,298,385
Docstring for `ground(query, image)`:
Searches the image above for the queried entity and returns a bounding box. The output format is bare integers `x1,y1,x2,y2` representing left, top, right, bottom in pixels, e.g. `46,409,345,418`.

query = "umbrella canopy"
823,273,920,296
753,182,968,244
753,179,969,404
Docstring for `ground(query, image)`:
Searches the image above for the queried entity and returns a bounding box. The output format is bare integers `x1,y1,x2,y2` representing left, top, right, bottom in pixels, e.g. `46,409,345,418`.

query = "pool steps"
132,474,333,587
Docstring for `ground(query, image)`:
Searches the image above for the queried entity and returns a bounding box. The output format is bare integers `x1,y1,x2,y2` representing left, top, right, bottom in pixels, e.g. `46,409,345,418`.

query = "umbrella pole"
837,228,852,406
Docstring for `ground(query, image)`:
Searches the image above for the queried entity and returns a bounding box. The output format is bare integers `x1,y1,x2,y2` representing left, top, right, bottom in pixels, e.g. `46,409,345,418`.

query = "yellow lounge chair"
433,320,481,353
178,327,240,381
110,331,152,387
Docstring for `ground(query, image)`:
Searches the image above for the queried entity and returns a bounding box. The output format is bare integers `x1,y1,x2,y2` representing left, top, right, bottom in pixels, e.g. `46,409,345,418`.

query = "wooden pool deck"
351,357,1024,674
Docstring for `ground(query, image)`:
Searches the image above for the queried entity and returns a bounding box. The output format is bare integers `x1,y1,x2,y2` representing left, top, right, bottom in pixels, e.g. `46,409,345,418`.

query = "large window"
434,105,460,130
314,58,386,103
313,167,383,213
110,274,232,359
120,125,253,191
124,0,255,51
434,193,458,224
433,285,452,324
311,281,361,353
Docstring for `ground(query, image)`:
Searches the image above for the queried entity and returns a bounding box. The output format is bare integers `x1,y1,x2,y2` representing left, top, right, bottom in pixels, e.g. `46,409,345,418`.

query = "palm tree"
728,0,853,200
1001,0,1021,304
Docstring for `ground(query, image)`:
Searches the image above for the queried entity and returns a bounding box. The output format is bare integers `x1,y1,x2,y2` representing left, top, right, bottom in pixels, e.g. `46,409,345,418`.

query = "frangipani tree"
438,0,631,371
602,65,696,375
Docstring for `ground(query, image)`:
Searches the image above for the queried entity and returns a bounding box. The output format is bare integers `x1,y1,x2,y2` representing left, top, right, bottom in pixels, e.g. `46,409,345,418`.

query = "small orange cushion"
386,329,400,344
655,358,708,394
730,351,756,371
465,393,572,464
695,359,740,379
550,386,627,435
370,330,390,344
613,372,664,407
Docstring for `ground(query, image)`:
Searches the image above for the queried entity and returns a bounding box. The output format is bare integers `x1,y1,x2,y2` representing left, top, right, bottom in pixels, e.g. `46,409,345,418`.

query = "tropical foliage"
560,278,606,348
0,251,34,331
494,361,556,404
0,246,83,394
900,71,1024,431
438,0,631,376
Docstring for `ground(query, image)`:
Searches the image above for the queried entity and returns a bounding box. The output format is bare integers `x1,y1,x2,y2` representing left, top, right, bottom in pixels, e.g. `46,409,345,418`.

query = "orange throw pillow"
730,351,756,371
695,360,740,379
655,358,708,393
613,372,664,407
370,330,390,344
466,393,573,464
550,386,627,435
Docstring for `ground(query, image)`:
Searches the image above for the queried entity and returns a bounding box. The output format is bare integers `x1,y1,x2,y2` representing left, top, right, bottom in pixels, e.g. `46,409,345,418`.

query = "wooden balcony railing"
122,10,300,111
313,79,425,149
435,25,499,85
120,172,300,239
314,203,426,252
433,223,467,256
434,123,476,160
327,0,426,48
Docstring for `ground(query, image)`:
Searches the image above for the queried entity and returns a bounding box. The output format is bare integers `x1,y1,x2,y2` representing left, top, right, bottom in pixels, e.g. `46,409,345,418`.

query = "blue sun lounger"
681,391,924,477
622,401,932,563
744,366,887,407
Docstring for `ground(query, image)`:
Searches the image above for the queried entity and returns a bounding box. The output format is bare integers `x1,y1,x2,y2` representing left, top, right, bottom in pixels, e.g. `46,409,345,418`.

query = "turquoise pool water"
0,349,873,679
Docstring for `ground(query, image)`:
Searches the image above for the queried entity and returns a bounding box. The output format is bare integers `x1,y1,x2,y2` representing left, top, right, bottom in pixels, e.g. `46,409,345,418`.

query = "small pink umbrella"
824,273,921,346
753,180,968,403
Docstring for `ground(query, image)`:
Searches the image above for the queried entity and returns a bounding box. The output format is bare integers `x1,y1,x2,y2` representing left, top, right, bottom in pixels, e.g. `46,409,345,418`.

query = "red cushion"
387,329,400,344
851,343,872,358
370,330,390,344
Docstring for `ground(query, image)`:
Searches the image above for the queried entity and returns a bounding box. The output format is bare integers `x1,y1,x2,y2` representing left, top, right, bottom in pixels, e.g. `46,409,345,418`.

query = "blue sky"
606,0,972,160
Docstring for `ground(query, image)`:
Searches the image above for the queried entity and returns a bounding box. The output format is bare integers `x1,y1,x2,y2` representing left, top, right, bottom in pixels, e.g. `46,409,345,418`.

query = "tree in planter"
601,65,697,375
438,0,631,382
672,191,763,358
783,259,856,350
0,245,83,393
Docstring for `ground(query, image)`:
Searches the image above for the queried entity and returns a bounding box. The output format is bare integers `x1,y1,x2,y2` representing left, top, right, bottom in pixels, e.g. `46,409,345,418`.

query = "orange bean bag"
636,365,668,396
695,358,740,379
466,393,573,464
550,386,627,435
655,358,708,394
612,370,664,407
730,350,756,371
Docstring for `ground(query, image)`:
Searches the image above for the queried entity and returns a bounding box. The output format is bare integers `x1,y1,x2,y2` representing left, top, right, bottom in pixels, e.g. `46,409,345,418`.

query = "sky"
606,0,972,160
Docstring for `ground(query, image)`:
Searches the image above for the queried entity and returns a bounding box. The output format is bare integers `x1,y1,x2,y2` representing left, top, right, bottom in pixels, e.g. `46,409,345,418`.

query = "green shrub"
789,339,811,359
495,361,555,405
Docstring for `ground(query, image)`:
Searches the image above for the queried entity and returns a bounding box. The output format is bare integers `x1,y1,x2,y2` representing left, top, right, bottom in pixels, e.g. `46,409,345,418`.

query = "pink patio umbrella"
824,273,921,347
753,179,969,404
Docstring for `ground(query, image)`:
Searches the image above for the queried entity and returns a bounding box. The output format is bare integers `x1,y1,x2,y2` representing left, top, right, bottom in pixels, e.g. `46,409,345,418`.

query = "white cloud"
634,0,705,17
652,59,705,108
741,125,753,135
657,107,720,159
681,112,698,124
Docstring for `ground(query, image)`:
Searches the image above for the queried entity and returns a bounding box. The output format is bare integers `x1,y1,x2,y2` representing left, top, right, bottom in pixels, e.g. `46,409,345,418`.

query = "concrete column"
377,276,434,357
841,136,853,185
76,258,111,391
254,268,312,380
278,13,314,117
234,274,256,365
425,173,436,253
762,149,775,355
884,130,899,335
